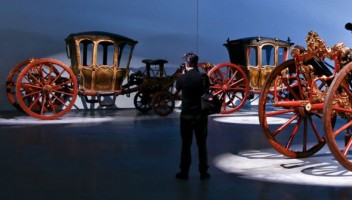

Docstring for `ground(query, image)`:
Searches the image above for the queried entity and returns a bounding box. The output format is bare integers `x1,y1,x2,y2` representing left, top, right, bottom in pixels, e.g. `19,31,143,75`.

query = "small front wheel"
151,91,175,116
134,91,153,113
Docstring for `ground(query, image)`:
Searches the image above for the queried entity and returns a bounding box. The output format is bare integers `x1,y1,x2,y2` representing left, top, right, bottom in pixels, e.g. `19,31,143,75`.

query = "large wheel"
207,62,249,114
15,58,78,120
324,62,352,170
6,59,34,111
134,91,153,113
258,59,326,158
151,90,175,116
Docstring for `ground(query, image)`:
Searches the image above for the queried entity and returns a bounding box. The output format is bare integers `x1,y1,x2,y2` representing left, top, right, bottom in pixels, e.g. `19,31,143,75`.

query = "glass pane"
262,45,275,66
278,47,287,65
79,41,93,66
118,44,132,68
248,47,258,66
97,42,115,66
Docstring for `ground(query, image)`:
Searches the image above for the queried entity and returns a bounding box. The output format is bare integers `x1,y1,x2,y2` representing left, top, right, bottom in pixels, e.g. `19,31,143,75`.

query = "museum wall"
0,0,351,111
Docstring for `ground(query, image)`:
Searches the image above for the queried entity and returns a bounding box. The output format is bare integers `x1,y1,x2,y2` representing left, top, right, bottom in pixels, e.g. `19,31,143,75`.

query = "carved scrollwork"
291,31,330,61
330,42,351,65
291,31,351,63
332,91,352,118
305,31,331,60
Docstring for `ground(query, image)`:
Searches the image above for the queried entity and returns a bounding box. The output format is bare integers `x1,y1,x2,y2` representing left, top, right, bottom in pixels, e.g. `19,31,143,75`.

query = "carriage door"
115,43,133,90
95,41,117,91
277,46,289,65
259,44,275,88
79,40,95,91
248,46,259,88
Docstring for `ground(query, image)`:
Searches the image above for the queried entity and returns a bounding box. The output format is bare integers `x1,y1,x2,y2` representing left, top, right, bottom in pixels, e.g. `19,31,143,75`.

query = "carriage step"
248,93,254,99
83,95,99,104
82,93,117,107
97,92,117,107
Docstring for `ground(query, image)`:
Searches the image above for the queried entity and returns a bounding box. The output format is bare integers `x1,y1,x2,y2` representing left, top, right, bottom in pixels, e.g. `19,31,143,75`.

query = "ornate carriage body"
199,36,293,114
224,37,292,89
65,31,137,96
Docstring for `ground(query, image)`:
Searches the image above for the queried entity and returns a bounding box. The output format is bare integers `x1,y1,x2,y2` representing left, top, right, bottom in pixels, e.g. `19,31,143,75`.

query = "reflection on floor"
0,107,352,200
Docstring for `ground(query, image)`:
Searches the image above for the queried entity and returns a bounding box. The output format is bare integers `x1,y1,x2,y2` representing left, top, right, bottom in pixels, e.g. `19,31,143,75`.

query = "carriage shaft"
275,101,324,111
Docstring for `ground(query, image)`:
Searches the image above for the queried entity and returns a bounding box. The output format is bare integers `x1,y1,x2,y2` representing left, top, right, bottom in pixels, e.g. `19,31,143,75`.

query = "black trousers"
179,114,208,174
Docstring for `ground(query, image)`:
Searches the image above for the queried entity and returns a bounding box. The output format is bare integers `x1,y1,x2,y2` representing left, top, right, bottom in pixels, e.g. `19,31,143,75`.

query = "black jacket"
176,69,209,115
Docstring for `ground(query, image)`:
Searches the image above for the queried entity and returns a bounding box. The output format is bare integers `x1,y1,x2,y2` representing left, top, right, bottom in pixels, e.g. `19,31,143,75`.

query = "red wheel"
207,62,249,114
258,59,326,158
15,58,78,120
324,62,352,170
6,59,35,111
151,90,175,116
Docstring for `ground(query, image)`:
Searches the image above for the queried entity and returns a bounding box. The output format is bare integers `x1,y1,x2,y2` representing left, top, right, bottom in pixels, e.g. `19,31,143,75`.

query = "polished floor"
0,106,352,200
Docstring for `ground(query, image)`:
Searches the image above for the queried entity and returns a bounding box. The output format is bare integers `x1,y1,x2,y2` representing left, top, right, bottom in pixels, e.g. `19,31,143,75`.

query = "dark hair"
183,52,199,68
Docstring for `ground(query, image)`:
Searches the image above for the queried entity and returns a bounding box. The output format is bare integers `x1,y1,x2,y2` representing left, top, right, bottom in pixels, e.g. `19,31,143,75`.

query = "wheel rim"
134,91,152,112
207,62,249,114
6,59,34,111
258,59,326,158
15,58,78,120
151,91,175,116
324,62,352,170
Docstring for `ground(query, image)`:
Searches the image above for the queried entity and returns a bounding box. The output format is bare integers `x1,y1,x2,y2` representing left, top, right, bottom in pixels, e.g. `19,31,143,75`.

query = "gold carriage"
6,32,179,119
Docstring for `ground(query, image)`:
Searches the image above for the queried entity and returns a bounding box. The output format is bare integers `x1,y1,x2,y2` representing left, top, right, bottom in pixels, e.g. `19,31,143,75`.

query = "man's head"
183,52,199,69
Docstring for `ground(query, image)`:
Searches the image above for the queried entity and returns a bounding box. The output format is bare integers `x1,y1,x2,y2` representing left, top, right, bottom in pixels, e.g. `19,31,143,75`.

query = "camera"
179,63,186,73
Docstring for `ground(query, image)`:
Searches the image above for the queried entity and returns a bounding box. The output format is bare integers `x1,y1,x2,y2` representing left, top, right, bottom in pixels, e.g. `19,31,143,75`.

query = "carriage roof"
65,31,138,46
224,36,293,67
224,36,292,47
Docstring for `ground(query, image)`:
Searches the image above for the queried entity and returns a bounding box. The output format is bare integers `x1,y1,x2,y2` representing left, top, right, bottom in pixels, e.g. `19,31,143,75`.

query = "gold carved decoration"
291,31,350,62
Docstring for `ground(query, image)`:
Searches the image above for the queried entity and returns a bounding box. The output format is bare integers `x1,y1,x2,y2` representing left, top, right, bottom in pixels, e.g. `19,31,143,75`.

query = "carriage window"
278,47,287,65
262,45,275,66
248,46,258,66
118,44,132,69
97,42,115,66
79,41,93,66
66,44,71,59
